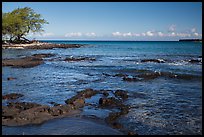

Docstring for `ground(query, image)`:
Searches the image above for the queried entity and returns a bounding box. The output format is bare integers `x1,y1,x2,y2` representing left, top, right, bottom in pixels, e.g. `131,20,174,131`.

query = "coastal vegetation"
2,7,48,44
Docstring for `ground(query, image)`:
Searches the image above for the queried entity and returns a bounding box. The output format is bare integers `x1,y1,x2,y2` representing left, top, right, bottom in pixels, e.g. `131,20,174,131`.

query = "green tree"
2,7,48,43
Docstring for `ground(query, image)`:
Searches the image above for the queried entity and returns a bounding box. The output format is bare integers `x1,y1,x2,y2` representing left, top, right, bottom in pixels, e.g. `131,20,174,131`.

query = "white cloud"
146,31,154,36
193,32,199,36
123,32,132,37
171,32,176,36
176,33,191,37
132,33,141,37
65,32,82,37
85,32,96,37
141,33,146,36
112,32,132,37
168,25,176,32
158,32,164,37
112,32,122,36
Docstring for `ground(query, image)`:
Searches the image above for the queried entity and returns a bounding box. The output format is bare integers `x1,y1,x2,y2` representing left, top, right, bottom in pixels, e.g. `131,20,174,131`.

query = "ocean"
2,41,202,135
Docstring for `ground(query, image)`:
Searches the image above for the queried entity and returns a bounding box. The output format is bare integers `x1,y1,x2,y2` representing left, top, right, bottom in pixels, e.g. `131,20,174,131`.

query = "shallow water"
2,41,202,135
2,117,123,135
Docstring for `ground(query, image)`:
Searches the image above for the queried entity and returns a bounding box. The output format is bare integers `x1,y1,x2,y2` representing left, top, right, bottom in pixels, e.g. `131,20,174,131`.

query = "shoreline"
2,116,124,135
2,42,84,50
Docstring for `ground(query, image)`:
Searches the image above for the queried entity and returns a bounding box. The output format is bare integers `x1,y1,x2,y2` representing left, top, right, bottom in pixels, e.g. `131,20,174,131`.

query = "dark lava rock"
99,97,122,107
47,107,64,116
103,92,109,97
31,53,55,58
7,102,41,111
114,90,128,100
137,72,161,80
2,56,44,68
123,76,139,82
128,131,138,135
141,59,166,63
49,102,61,106
112,122,123,129
7,77,16,81
106,112,121,123
188,59,202,63
2,102,80,126
102,73,112,77
64,57,96,62
24,44,83,49
114,73,128,77
65,89,97,107
2,93,24,100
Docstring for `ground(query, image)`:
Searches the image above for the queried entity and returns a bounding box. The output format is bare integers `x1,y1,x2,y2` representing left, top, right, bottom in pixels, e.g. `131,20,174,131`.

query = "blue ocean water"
2,41,202,135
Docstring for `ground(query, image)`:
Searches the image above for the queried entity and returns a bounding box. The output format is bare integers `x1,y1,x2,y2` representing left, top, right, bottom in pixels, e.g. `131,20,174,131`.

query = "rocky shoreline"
2,89,136,135
2,42,85,50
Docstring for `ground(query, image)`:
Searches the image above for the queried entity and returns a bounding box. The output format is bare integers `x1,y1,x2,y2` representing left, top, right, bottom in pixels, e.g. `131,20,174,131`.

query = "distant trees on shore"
2,7,48,44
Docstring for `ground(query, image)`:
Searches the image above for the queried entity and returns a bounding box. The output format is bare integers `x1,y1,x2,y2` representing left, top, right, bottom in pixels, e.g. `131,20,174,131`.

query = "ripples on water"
2,41,202,135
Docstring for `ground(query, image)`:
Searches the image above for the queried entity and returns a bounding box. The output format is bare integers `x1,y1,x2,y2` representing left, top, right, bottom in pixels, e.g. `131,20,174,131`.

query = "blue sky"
2,2,202,41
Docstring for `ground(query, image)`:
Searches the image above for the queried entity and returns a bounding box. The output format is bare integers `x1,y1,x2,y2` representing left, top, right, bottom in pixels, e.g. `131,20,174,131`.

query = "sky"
2,2,202,41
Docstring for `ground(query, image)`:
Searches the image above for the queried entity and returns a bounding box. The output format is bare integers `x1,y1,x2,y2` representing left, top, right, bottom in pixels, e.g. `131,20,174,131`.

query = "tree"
2,7,48,44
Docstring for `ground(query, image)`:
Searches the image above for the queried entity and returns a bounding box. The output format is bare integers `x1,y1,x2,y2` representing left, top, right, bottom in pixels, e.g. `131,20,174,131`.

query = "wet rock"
2,93,24,100
24,43,84,49
2,106,20,119
102,73,112,77
137,72,161,80
103,92,109,97
112,122,123,129
99,97,122,107
7,102,41,111
98,90,110,97
79,88,98,98
123,76,139,82
31,53,55,58
188,59,201,63
106,112,121,123
64,57,96,62
120,105,130,115
114,90,128,100
114,73,128,77
72,98,85,109
2,56,44,68
128,131,138,135
47,107,64,116
7,77,16,80
65,89,97,107
49,102,60,106
2,102,80,126
141,59,166,63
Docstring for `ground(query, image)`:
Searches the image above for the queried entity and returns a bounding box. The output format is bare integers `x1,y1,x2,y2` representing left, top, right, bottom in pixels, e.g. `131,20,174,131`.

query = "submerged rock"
65,89,98,109
137,72,161,80
123,76,139,82
7,77,16,81
188,59,202,63
99,97,122,107
141,59,166,63
114,90,128,100
2,93,24,100
64,57,96,62
31,53,55,58
2,57,44,68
